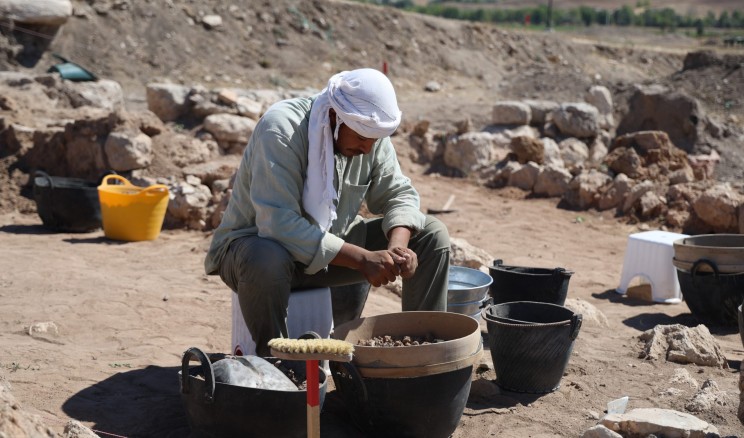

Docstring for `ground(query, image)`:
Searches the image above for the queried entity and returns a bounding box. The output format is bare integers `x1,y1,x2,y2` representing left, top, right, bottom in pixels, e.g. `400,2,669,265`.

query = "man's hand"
386,226,416,279
359,250,400,287
389,246,417,279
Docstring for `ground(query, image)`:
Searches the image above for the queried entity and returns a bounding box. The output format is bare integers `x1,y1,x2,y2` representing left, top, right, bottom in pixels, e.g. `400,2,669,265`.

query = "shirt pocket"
334,183,370,234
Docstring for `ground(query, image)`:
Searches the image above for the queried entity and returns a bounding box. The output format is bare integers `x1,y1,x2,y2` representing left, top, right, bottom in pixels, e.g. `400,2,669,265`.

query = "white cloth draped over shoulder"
303,68,402,232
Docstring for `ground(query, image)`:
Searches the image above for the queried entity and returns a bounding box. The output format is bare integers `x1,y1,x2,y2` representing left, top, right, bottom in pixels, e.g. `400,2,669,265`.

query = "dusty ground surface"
1,1,743,437
1,176,742,437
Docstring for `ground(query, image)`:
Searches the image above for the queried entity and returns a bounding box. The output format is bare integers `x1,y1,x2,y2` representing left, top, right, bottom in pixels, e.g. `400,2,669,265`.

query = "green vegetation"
355,1,744,31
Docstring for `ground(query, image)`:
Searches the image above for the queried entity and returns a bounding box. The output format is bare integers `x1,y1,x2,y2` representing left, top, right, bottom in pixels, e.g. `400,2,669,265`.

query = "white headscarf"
303,68,402,231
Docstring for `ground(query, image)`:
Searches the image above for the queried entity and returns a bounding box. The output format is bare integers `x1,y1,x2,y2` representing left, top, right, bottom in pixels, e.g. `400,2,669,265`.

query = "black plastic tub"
330,361,473,438
488,259,573,306
483,301,582,394
676,259,744,327
33,171,104,232
180,347,327,438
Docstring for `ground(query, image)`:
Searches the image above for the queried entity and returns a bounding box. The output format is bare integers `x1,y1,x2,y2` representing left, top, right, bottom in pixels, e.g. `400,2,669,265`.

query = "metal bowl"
448,266,493,302
448,266,493,319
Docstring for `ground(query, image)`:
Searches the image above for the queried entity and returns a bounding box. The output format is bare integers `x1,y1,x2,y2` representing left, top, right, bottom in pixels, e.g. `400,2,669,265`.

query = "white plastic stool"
231,287,334,356
616,230,689,303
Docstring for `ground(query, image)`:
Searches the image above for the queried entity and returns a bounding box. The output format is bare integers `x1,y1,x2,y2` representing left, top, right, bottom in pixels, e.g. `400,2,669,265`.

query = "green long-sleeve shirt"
204,96,426,276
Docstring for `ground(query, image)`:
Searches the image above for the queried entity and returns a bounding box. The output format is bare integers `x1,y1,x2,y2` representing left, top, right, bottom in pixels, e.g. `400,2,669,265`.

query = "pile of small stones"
357,334,445,347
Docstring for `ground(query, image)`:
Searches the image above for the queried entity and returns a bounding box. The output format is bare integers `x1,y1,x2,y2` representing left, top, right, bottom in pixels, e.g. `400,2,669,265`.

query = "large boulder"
445,132,506,174
585,85,615,130
203,113,257,152
617,85,705,153
563,170,612,210
0,0,72,25
605,131,694,183
551,103,600,138
639,324,728,368
492,101,531,126
61,79,124,111
533,165,572,197
509,135,544,164
104,131,152,171
146,83,192,122
691,183,743,232
524,99,559,126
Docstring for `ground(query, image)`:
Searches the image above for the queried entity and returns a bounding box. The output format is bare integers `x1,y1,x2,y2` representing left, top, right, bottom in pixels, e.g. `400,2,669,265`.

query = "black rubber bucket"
676,258,744,327
179,347,327,438
488,259,573,306
483,301,582,394
330,361,473,438
33,170,108,232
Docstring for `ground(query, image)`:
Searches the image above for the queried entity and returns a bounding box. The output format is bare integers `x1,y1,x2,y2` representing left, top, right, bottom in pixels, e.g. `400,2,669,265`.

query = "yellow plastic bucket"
97,175,169,241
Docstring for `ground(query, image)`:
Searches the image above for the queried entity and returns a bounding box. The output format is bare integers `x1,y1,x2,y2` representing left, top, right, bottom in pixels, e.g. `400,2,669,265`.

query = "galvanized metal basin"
448,266,493,320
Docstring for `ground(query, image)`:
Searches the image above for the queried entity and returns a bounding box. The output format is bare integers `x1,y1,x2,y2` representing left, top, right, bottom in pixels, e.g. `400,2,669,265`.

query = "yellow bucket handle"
100,174,169,196
100,174,134,187
141,184,169,196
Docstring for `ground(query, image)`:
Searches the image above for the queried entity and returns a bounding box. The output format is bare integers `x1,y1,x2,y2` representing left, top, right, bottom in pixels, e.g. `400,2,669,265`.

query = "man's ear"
328,108,336,132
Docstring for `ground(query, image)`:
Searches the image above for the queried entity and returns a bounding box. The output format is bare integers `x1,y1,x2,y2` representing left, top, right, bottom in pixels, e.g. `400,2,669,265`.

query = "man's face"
334,123,378,157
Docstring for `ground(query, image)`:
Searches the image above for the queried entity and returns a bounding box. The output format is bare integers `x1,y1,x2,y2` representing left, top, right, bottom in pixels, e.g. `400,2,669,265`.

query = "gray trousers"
218,215,450,357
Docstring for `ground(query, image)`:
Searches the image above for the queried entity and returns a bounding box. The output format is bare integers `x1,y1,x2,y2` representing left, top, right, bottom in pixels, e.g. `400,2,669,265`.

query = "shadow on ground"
62,365,190,438
0,224,55,235
622,311,740,336
592,287,660,307
0,224,126,245
622,311,698,331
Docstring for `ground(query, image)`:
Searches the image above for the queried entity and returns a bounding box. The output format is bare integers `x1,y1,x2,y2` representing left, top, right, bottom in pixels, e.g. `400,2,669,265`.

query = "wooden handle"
306,360,320,438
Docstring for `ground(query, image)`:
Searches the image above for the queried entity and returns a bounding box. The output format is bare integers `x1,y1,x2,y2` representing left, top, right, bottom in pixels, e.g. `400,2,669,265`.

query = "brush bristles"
268,338,354,355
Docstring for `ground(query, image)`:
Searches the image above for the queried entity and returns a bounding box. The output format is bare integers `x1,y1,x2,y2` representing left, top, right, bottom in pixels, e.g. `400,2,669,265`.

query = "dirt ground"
1,1,744,437
1,173,742,437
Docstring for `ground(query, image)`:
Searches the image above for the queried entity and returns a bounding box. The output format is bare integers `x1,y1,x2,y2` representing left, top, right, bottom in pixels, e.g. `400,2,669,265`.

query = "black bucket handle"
691,258,720,289
34,169,116,187
551,267,570,297
569,314,583,341
181,347,215,404
334,361,368,403
553,267,574,279
494,259,573,276
34,170,54,189
479,296,493,309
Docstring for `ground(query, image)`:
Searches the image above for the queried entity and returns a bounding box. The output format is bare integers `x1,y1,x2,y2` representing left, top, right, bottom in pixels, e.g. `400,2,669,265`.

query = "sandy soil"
1,167,742,437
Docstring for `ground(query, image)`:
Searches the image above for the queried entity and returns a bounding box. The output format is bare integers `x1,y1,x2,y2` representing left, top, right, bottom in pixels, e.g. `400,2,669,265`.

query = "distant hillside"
410,0,742,17
1,0,743,181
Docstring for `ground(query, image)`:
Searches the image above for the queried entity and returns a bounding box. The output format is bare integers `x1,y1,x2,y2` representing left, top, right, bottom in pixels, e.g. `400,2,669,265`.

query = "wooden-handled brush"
269,338,354,438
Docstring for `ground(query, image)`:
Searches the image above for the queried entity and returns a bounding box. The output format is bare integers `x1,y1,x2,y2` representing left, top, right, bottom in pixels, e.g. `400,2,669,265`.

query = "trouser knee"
414,215,450,253
221,236,295,357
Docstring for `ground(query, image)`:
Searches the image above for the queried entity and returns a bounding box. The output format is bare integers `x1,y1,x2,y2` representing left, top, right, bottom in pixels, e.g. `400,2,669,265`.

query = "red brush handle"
306,359,319,407
306,360,321,438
